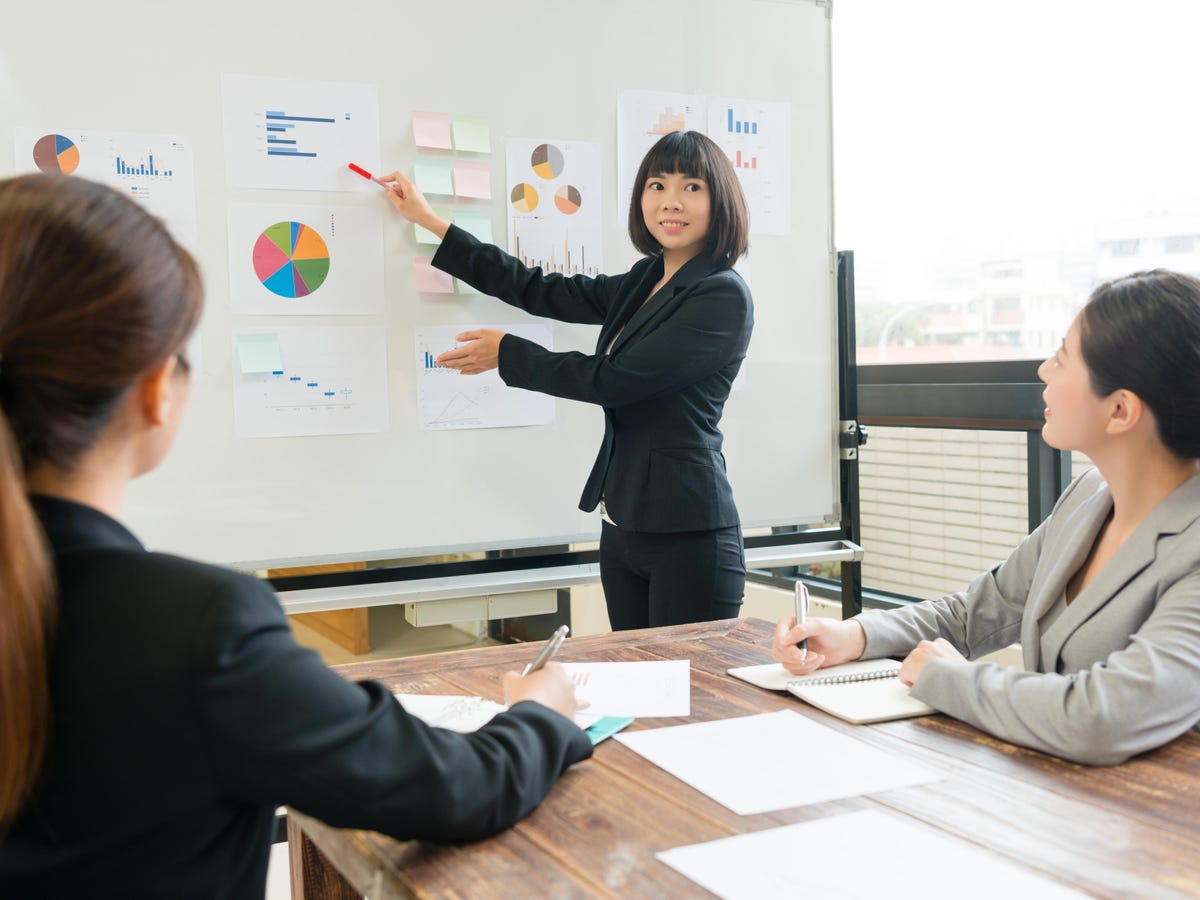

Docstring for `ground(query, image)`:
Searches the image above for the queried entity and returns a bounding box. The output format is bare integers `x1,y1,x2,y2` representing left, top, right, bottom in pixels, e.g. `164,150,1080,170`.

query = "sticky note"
414,257,455,294
452,160,491,199
412,111,452,150
453,209,494,245
451,116,491,153
236,332,283,374
413,158,454,196
415,207,450,245
455,278,480,295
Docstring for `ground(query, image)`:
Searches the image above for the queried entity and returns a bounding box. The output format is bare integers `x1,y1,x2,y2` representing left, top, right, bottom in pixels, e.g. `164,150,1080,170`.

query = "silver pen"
794,580,809,665
521,624,570,677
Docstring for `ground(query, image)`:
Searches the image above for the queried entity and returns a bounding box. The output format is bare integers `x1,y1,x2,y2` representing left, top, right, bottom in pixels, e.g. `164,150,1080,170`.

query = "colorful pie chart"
252,221,330,299
554,185,582,215
33,134,80,175
530,143,564,180
510,182,539,213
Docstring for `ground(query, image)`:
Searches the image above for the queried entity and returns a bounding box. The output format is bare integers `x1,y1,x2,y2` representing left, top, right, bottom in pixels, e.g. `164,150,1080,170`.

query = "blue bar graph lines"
115,152,173,177
263,108,333,159
266,110,336,124
265,369,353,405
725,108,759,135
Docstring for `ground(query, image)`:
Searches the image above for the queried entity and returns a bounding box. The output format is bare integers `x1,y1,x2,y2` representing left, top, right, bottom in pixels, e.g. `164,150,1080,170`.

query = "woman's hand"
436,329,506,375
503,662,579,721
375,169,450,239
772,616,867,675
898,638,964,687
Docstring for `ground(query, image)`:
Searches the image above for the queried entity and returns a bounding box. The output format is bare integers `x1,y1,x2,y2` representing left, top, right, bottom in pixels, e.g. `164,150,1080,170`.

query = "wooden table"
287,618,1200,899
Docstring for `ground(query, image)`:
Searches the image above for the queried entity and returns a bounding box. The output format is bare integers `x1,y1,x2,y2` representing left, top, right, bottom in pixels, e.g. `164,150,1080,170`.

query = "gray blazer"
857,468,1200,765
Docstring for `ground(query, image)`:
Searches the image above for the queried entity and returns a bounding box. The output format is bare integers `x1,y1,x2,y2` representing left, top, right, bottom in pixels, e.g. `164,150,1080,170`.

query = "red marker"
348,162,404,197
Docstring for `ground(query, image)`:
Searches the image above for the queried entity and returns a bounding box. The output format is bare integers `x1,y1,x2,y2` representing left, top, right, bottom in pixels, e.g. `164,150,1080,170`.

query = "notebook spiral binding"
788,663,902,688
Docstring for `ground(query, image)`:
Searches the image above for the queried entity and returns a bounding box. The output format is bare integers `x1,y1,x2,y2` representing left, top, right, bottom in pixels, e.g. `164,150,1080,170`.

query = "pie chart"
510,182,539,213
252,221,330,299
531,143,564,180
33,134,80,175
554,185,582,215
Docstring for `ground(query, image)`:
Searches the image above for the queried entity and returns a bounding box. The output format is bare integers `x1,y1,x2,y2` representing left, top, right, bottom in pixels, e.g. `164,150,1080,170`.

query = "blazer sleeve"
498,272,752,407
190,575,592,842
911,576,1200,766
430,224,621,325
855,472,1102,660
855,512,1055,663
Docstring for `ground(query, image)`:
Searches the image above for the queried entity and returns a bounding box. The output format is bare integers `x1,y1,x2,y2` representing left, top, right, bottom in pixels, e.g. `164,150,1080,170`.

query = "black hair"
1079,269,1200,458
627,131,749,266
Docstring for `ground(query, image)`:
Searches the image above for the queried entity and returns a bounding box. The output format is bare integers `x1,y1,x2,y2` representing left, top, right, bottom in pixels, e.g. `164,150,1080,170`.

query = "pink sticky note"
412,111,453,150
452,160,492,200
413,257,455,294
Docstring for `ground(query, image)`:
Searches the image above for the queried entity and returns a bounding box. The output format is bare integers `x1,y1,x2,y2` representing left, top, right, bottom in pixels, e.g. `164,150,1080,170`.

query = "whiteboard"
0,0,837,569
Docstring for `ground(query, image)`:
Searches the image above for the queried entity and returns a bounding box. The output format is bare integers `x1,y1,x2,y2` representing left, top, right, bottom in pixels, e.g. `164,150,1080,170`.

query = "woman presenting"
380,131,753,630
774,270,1200,765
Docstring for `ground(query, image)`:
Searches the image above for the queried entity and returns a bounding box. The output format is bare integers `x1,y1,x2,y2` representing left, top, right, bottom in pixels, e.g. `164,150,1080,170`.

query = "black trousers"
599,521,745,631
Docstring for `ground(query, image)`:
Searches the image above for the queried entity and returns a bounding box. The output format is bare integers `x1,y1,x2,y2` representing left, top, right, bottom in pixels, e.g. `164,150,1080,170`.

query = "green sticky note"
413,158,454,196
414,207,449,245
236,332,282,374
451,115,490,153
585,716,635,745
455,277,480,295
453,210,494,245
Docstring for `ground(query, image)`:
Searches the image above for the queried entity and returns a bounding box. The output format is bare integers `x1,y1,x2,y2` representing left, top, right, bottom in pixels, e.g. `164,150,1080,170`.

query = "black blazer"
0,496,591,900
432,226,753,533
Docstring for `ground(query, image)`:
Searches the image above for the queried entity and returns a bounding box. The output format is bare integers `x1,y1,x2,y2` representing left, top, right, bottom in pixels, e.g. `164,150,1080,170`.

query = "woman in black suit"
0,173,590,899
380,131,753,630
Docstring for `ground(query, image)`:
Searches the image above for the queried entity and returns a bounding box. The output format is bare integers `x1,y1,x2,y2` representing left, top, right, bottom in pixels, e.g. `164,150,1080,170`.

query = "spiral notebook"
726,659,935,724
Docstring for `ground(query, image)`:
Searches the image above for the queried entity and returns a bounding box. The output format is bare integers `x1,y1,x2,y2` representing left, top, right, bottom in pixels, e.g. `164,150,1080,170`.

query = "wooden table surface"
287,618,1200,899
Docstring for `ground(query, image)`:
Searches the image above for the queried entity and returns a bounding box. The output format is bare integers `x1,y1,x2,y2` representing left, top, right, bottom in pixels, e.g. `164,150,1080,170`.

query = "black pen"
794,581,809,665
521,624,569,677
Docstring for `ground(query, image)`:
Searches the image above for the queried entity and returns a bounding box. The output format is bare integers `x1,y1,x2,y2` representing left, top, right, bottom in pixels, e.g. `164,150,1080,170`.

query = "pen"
794,580,809,665
347,162,405,198
521,624,569,677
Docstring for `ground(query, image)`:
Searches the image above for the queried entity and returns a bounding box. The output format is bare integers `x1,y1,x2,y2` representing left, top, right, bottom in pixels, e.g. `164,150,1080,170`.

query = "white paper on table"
658,809,1089,900
396,693,599,733
615,710,942,815
560,660,690,718
394,694,507,733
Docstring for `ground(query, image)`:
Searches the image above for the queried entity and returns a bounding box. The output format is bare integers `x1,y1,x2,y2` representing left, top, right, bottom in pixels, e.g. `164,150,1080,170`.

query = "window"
836,1,1200,365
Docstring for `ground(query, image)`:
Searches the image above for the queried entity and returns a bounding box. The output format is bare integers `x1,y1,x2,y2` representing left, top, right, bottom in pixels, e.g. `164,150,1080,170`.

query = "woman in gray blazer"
774,270,1200,765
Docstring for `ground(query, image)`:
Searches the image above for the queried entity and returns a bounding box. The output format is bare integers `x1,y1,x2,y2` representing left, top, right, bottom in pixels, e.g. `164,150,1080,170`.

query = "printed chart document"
615,710,941,815
658,809,1088,899
415,324,555,430
559,659,690,718
728,659,935,724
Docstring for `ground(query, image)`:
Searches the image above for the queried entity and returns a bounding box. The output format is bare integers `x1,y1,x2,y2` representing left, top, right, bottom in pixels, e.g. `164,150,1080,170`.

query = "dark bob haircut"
627,130,749,267
1079,269,1200,459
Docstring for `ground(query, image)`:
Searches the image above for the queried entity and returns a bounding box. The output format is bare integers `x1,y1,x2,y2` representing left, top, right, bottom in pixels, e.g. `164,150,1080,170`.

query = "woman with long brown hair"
0,173,590,897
